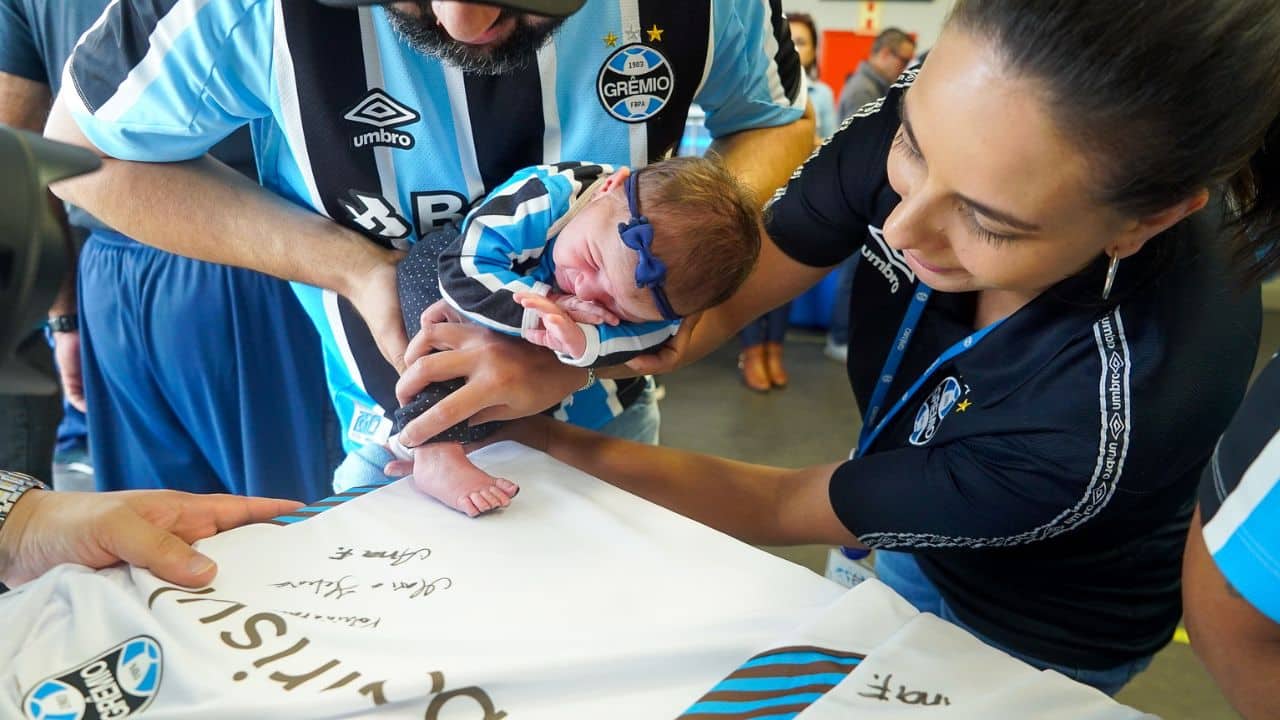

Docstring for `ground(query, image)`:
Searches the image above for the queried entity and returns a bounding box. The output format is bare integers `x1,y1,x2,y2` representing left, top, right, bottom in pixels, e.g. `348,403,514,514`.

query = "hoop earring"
1101,253,1120,301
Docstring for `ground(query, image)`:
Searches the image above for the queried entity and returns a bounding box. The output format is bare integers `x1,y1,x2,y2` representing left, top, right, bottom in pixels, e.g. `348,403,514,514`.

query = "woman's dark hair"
950,0,1280,284
786,12,819,74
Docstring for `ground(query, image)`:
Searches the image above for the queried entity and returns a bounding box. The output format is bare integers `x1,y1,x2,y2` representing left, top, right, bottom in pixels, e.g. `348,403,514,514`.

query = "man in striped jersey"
45,0,812,465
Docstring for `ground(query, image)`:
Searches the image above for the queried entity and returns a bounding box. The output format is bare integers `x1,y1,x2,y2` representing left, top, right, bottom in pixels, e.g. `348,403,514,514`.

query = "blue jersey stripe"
683,693,824,715
711,674,850,692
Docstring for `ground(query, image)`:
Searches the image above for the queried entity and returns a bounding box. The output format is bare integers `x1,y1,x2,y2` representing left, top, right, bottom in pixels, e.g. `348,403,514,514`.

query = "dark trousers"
0,330,62,482
740,304,791,347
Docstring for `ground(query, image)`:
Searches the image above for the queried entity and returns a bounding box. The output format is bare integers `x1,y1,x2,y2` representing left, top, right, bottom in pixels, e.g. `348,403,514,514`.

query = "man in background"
836,27,915,121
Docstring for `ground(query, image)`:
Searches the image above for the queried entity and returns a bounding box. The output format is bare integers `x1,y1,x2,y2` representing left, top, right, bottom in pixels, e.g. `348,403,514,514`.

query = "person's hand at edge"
0,490,302,588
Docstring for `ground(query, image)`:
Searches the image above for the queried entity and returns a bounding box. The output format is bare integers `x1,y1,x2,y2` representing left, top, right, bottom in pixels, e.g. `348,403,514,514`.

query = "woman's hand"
395,320,585,448
622,311,703,376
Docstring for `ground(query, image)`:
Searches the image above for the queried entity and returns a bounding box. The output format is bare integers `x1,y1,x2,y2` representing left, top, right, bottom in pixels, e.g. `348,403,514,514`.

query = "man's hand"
343,251,408,372
0,490,302,588
52,329,86,412
517,293,589,359
395,321,585,447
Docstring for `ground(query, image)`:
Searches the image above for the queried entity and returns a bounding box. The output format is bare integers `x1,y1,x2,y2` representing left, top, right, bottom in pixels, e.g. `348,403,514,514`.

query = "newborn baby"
359,158,760,516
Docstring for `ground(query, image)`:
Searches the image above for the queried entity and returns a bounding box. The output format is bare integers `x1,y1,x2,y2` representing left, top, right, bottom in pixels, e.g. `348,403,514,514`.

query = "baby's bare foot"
411,442,519,517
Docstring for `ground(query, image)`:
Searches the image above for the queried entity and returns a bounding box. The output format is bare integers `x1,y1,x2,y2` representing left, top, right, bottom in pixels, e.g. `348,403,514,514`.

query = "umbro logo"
859,225,915,294
343,89,419,149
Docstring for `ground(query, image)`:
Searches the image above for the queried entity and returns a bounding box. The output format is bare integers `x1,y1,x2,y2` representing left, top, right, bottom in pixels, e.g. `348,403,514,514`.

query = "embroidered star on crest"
956,399,972,413
603,31,619,48
647,24,665,42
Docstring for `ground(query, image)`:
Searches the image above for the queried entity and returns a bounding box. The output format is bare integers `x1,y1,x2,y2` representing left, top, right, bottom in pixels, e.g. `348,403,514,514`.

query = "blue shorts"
78,230,340,502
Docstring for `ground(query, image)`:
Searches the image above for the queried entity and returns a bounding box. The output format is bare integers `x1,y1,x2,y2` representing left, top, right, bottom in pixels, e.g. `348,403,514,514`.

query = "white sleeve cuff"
520,282,553,334
556,323,600,367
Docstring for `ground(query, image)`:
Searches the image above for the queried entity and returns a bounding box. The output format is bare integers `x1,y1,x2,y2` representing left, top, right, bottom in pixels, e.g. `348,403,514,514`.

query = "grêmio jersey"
62,0,803,450
0,443,1150,719
765,70,1261,668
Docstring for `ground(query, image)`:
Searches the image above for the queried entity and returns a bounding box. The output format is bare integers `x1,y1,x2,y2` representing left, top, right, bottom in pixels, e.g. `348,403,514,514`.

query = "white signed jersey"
1,444,1150,719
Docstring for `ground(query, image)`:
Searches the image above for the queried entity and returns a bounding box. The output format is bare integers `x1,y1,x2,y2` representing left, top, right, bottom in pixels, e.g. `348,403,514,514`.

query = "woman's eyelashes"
894,129,1017,247
893,129,922,162
957,202,1017,246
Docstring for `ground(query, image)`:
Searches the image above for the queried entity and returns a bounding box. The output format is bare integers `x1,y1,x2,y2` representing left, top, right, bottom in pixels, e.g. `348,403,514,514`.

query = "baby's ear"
596,166,633,197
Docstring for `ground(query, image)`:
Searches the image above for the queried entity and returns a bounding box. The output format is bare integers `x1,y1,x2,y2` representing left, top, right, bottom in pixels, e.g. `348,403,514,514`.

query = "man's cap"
315,0,586,18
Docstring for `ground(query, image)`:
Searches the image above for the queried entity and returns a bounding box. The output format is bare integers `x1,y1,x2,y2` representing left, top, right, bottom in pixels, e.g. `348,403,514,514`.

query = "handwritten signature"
329,546,433,567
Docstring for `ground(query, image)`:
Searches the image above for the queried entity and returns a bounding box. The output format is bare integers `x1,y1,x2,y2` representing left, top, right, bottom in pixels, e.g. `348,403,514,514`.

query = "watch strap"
0,471,49,531
47,314,78,333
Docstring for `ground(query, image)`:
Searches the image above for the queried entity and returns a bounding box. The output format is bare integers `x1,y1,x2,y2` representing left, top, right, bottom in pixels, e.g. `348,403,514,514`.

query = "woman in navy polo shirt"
396,0,1280,695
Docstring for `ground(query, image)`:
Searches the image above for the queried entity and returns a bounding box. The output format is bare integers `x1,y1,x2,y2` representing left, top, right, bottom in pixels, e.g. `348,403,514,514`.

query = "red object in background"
820,30,876,97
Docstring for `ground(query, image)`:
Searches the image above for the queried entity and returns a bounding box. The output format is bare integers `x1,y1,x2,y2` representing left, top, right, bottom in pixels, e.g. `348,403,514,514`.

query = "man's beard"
385,3,564,75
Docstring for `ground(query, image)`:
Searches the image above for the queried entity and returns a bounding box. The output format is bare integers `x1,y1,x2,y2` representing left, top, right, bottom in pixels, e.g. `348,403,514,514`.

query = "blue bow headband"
618,171,681,321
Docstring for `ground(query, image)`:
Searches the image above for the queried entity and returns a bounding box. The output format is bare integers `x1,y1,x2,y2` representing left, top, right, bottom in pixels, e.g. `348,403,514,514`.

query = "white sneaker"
824,338,848,363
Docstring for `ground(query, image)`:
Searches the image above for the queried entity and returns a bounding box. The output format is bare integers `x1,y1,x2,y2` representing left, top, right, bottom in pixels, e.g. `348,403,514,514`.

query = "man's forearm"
709,105,815,206
44,95,392,295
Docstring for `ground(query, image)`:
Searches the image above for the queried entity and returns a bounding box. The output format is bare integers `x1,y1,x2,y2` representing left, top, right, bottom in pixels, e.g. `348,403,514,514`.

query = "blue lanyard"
855,284,1004,458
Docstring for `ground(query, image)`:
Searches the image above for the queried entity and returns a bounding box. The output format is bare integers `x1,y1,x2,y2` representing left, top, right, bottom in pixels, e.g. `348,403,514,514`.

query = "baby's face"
552,190,662,323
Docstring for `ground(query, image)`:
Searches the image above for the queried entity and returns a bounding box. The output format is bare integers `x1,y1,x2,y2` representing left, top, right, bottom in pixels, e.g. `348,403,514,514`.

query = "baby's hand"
549,292,620,326
514,292,589,359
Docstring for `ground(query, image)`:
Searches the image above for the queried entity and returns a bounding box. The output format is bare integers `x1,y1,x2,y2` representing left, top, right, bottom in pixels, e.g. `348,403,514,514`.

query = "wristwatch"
47,314,78,333
0,470,48,534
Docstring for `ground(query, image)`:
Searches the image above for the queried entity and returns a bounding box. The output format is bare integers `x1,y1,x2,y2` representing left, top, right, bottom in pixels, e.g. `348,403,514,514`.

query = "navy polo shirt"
765,69,1262,668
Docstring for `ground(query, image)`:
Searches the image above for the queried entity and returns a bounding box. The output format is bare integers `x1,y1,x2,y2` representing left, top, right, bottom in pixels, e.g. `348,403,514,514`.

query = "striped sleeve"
694,0,805,139
437,163,610,336
61,0,273,162
1199,353,1280,623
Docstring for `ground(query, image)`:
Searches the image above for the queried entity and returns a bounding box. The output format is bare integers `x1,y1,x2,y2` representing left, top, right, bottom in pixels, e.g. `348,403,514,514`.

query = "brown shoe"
738,345,771,392
764,342,788,388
